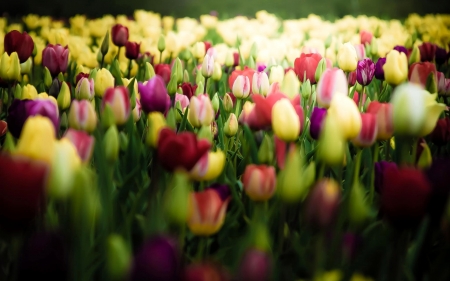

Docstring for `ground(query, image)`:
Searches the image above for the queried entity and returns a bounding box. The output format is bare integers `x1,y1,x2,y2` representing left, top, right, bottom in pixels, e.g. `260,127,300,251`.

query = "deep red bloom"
75,72,89,84
111,24,129,47
430,117,450,146
125,41,141,60
154,64,172,85
4,30,34,63
233,52,239,67
182,262,230,281
229,67,255,94
0,154,49,229
157,128,211,172
419,42,436,62
42,44,69,77
179,82,197,100
294,53,322,84
381,167,431,227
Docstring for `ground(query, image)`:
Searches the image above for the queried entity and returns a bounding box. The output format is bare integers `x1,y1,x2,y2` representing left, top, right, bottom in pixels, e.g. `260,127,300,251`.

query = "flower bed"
0,10,450,281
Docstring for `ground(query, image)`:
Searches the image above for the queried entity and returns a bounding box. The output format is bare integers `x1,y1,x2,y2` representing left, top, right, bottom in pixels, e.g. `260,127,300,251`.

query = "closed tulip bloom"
201,54,214,78
154,64,172,85
351,113,378,147
305,179,341,230
237,249,272,281
418,42,436,62
294,53,322,84
42,44,69,77
356,58,375,86
94,68,115,97
408,62,437,89
188,94,215,128
192,42,206,60
224,113,238,137
0,51,21,81
437,72,446,94
138,75,171,114
68,100,97,133
232,75,251,99
4,30,34,63
179,82,197,100
63,129,95,163
317,115,346,166
272,99,300,142
229,67,255,94
374,57,386,80
360,30,373,45
435,46,447,65
189,150,226,181
252,71,270,96
269,65,285,84
21,84,38,100
125,41,140,60
310,107,327,140
391,83,446,136
383,50,408,85
242,164,276,202
57,82,71,111
366,101,394,140
15,116,56,165
187,187,231,236
409,45,421,65
316,68,348,108
381,167,431,227
146,112,166,148
111,24,129,47
75,77,95,100
348,70,357,86
102,86,131,126
281,70,300,99
353,44,366,60
337,42,358,72
328,94,362,139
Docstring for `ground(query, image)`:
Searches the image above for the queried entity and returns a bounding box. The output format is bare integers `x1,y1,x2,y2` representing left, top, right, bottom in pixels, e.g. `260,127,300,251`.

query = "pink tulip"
351,113,378,147
316,68,348,108
42,44,69,77
63,129,95,163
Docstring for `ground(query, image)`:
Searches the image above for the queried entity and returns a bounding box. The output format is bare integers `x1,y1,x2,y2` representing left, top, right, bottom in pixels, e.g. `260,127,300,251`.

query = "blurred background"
2,0,450,19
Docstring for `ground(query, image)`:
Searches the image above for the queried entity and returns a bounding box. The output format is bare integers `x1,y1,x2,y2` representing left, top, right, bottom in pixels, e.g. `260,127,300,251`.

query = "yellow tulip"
146,112,167,148
272,99,300,142
337,42,358,72
328,93,362,139
317,115,346,166
23,14,40,30
21,84,38,100
189,150,226,181
94,68,114,97
383,50,408,86
0,52,21,81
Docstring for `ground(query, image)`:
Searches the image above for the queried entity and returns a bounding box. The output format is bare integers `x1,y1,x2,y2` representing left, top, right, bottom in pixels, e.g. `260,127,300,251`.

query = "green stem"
127,59,133,79
359,86,365,112
196,236,208,261
369,143,379,204
234,98,242,119
353,148,362,186
204,77,209,96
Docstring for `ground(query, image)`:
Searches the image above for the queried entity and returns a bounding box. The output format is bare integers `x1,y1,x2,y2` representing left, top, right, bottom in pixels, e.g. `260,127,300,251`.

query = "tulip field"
1,10,450,281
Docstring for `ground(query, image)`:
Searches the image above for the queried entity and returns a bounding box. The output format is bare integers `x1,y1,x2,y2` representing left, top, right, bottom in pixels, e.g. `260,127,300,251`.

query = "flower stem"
127,59,132,79
234,98,242,119
369,142,379,204
353,148,362,186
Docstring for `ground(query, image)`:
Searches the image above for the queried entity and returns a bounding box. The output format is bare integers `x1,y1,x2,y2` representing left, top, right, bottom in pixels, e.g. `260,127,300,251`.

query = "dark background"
2,0,450,19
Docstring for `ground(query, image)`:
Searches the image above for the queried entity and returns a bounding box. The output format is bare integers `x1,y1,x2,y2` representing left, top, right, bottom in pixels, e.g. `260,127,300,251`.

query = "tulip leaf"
242,125,259,165
217,115,225,150
178,107,189,132
110,59,124,86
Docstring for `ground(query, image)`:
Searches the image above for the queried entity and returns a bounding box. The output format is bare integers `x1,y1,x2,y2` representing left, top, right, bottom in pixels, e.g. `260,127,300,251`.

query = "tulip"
328,94,362,139
183,262,230,281
42,44,69,77
353,44,366,60
435,46,447,65
272,99,300,142
4,30,34,63
360,30,373,45
309,107,327,140
232,75,251,99
179,82,197,100
104,125,120,163
155,64,171,85
223,93,234,112
316,68,348,108
383,50,408,85
269,65,284,84
17,233,68,280
229,67,255,93
356,58,375,86
294,53,322,84
281,70,300,99
390,83,446,136
57,81,71,111
351,113,378,147
15,115,56,165
366,101,394,140
75,76,95,100
21,84,38,100
337,42,358,72
146,112,167,148
101,86,131,126
252,71,270,96
408,62,437,89
374,161,398,193
381,167,431,227
212,62,222,81
189,150,225,181
224,113,238,137
419,42,436,62
20,57,33,75
188,94,215,128
125,41,141,60
409,45,421,65
425,159,450,223
237,249,273,281
130,236,180,281
348,70,357,86
374,57,386,80
393,45,408,55
187,187,231,236
63,129,95,164
305,179,341,230
0,51,21,81
157,128,210,172
242,164,276,202
138,75,171,114
94,68,114,97
429,118,450,146
437,72,446,95
174,93,189,120
317,115,346,166
107,234,131,281
0,154,49,228
68,100,97,133
192,42,206,60
133,97,142,122
111,24,129,47
201,53,214,78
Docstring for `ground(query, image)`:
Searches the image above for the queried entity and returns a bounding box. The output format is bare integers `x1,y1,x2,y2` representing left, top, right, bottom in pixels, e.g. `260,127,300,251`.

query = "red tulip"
316,68,348,108
360,30,373,45
408,62,437,88
0,154,49,228
179,82,197,100
229,67,255,94
0,120,7,137
42,44,69,77
157,128,211,172
4,30,34,63
351,113,378,147
155,64,172,85
204,41,212,54
294,53,322,84
125,41,141,60
366,101,394,140
242,164,276,201
63,129,95,163
111,24,129,47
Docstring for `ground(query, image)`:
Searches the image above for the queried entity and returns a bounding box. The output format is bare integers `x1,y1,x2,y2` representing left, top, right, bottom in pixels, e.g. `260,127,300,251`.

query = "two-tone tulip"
42,44,69,77
101,86,131,126
305,179,341,230
75,76,95,100
316,68,348,108
232,75,251,99
189,150,226,181
63,129,95,163
188,94,215,128
366,101,394,140
294,53,322,84
68,100,97,133
408,62,437,89
351,113,378,147
252,71,270,96
356,58,375,86
242,164,276,201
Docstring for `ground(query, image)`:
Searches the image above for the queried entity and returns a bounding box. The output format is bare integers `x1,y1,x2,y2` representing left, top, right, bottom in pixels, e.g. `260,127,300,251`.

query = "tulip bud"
269,65,284,84
224,113,238,137
316,68,348,108
305,179,341,230
183,69,190,83
252,71,270,97
100,31,110,57
258,134,274,164
173,58,183,84
94,68,115,97
102,86,131,126
167,75,178,96
315,57,327,82
383,50,408,86
104,125,119,163
12,84,22,99
166,108,177,130
57,82,71,111
197,125,213,143
195,81,204,96
75,77,95,100
188,94,214,128
211,93,220,112
348,180,370,225
144,62,155,80
337,42,358,72
317,115,345,166
370,38,378,56
43,67,53,88
68,100,97,133
272,99,300,142
426,72,438,93
201,54,214,78
277,146,309,202
157,35,165,53
211,62,222,81
106,234,131,281
146,112,167,148
164,172,191,226
243,164,276,202
21,84,38,100
409,45,421,66
20,57,33,75
0,51,21,81
281,70,300,99
233,75,251,99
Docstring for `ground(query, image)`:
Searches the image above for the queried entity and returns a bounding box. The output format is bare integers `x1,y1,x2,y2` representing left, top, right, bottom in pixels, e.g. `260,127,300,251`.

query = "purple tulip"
435,46,447,65
42,44,69,77
356,58,375,86
138,75,171,114
393,45,408,55
256,63,267,72
309,107,327,140
237,248,272,281
7,99,59,138
374,161,398,194
374,57,386,80
342,233,362,261
130,235,180,281
209,184,231,201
